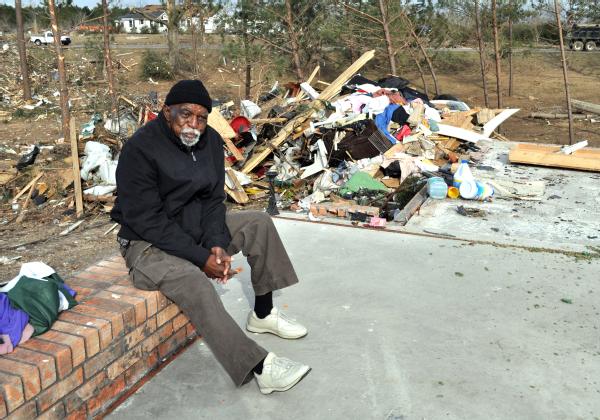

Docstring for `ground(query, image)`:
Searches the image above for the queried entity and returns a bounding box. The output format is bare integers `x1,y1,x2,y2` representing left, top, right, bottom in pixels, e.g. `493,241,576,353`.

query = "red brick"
158,327,188,359
97,259,127,271
87,264,129,277
107,285,159,317
5,400,36,419
0,372,24,412
38,330,86,368
70,304,124,339
51,321,100,358
19,338,72,379
107,346,142,380
3,348,56,389
0,359,40,400
186,323,197,338
157,303,180,327
67,277,104,292
156,292,169,311
35,368,83,413
83,340,124,379
71,272,112,289
58,311,112,350
172,313,190,331
125,318,157,351
70,286,97,301
73,371,109,404
95,290,147,326
75,270,119,283
86,374,125,415
83,297,136,333
37,401,65,420
65,404,87,420
0,393,7,418
123,356,152,387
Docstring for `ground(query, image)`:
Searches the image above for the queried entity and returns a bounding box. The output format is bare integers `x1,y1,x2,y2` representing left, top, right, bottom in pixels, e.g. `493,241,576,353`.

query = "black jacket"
111,112,231,268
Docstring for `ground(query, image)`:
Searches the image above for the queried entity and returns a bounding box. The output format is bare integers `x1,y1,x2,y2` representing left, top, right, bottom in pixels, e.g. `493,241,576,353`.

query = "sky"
0,0,159,8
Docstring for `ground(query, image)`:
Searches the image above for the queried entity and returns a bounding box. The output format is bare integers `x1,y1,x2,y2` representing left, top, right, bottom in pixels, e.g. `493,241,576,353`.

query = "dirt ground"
1,43,599,282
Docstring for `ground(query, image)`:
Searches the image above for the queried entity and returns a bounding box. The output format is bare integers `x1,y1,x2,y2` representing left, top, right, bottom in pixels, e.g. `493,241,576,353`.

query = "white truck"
30,31,71,46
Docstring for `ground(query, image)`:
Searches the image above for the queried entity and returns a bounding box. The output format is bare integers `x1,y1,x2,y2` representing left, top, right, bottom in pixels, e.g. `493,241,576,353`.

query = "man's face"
163,103,209,147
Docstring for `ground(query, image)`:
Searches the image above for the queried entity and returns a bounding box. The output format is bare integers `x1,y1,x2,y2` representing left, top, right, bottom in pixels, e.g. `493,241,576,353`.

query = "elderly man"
111,80,310,394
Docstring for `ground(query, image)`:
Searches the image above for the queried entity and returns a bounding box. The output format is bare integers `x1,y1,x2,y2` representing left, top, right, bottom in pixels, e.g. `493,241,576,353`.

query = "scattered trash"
560,298,573,304
16,145,40,171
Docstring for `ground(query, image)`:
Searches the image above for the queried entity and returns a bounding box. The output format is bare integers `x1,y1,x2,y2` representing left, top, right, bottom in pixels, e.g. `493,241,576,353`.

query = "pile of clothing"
0,262,77,354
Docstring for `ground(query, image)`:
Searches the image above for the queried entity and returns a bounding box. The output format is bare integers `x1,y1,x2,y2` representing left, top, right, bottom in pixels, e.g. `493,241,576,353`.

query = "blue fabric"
375,104,400,144
0,293,29,347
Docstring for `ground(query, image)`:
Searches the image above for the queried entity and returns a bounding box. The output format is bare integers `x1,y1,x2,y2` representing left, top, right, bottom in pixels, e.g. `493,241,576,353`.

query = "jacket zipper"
188,147,196,162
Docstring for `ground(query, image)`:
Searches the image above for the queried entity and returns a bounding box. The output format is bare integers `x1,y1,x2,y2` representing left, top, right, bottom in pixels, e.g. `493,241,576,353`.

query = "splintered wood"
509,143,600,172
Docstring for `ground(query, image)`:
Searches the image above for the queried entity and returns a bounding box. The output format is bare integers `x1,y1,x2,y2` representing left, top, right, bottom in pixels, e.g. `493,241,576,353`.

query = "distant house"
115,5,222,34
115,8,168,33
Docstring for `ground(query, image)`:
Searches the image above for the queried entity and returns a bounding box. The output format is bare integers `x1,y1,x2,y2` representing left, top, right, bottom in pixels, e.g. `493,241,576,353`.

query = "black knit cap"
164,80,212,112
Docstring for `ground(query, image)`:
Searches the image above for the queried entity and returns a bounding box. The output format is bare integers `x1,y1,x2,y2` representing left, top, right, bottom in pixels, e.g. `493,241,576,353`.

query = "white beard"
179,126,201,147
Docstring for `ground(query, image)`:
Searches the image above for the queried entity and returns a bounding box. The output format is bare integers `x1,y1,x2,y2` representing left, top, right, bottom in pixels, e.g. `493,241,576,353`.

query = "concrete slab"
110,219,600,420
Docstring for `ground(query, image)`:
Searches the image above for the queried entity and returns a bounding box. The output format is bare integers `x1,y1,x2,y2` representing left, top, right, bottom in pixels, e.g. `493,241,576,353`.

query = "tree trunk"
554,0,574,145
241,8,251,99
378,0,396,75
491,0,502,108
166,0,179,73
508,0,514,97
285,0,304,80
102,0,118,116
474,0,489,107
48,0,70,146
408,47,428,96
404,13,439,95
15,0,31,101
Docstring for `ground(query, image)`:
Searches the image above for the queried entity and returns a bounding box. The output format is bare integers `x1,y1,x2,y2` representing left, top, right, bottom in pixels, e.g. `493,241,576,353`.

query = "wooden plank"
12,172,44,202
70,117,85,218
571,99,600,115
241,50,376,174
224,168,249,204
509,143,600,172
394,183,428,226
295,65,320,101
223,137,244,161
208,108,236,139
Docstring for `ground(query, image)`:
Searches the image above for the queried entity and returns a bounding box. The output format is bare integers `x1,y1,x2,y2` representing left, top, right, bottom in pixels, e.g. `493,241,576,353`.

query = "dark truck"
568,24,600,51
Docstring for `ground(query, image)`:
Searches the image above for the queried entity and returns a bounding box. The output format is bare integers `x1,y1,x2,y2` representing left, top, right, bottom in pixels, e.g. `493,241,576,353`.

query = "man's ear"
162,105,172,123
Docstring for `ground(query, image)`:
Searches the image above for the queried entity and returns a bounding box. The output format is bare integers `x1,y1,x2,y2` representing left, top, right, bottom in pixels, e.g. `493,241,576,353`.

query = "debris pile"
211,51,522,227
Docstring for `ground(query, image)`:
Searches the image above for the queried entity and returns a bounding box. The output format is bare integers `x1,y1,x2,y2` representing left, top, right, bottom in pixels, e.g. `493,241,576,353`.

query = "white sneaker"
247,307,308,339
255,352,310,394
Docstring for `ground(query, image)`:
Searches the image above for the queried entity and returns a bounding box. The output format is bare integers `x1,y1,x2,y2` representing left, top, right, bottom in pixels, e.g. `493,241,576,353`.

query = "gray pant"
121,211,299,386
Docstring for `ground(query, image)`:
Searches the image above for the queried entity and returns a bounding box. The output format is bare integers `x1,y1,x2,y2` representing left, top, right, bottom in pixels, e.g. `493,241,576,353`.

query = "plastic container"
475,181,494,201
459,179,478,199
447,186,460,199
453,160,474,188
427,177,448,199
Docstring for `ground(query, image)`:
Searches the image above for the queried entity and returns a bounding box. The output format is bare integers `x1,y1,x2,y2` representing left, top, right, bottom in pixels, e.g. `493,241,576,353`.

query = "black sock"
254,292,273,319
253,357,265,375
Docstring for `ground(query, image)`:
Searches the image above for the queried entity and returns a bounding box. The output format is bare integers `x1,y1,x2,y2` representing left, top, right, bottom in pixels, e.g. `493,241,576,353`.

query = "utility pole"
554,0,575,145
15,0,32,100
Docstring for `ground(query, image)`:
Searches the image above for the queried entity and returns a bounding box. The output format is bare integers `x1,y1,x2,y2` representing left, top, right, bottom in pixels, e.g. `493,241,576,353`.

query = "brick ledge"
0,255,196,419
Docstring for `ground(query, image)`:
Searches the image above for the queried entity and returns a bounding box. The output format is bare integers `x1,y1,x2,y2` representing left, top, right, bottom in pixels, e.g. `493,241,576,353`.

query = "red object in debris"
146,111,158,121
395,125,411,142
230,116,251,134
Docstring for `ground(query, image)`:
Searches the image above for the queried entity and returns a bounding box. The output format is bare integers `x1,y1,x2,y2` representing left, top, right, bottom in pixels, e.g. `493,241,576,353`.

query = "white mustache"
180,126,201,145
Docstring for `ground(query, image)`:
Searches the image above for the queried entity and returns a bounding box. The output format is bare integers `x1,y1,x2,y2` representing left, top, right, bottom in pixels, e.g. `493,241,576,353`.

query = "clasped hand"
203,247,232,284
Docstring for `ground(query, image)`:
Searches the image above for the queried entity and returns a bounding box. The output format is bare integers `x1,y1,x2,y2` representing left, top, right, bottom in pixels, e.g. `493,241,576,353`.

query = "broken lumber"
224,168,249,204
393,183,428,226
509,143,600,172
571,99,600,116
530,112,593,120
241,50,376,174
70,117,84,218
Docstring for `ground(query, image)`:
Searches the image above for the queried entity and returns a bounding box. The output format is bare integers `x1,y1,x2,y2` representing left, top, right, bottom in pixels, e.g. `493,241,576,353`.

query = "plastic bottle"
453,160,474,188
427,177,448,199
